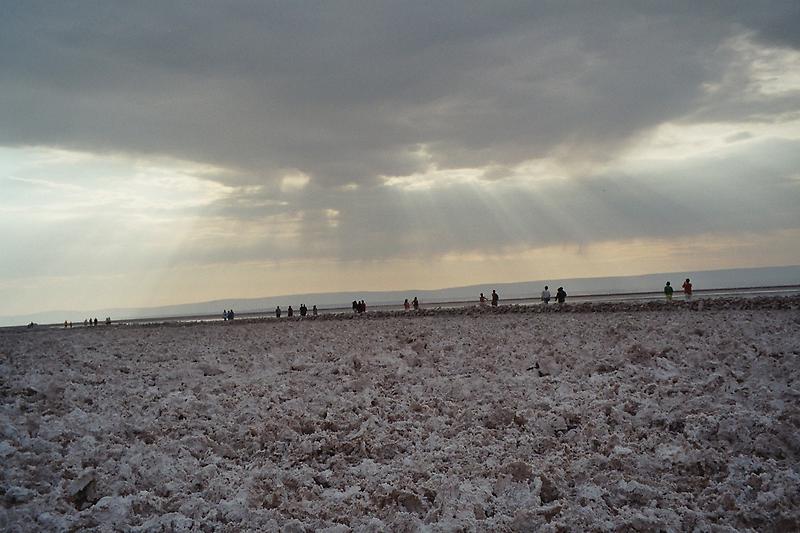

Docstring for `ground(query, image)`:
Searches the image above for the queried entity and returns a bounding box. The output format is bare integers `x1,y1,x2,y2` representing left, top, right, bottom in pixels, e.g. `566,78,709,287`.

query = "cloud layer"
1,2,799,313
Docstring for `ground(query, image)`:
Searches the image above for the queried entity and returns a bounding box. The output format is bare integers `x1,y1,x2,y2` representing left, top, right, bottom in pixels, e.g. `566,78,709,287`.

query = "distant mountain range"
2,265,798,327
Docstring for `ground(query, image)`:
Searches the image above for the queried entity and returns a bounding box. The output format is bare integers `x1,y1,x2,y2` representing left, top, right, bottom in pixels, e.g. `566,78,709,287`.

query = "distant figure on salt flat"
664,281,674,301
64,321,68,328
69,321,73,328
275,306,281,318
222,309,228,321
227,309,235,320
682,278,693,302
93,318,98,326
105,317,111,325
404,298,411,311
359,300,366,313
312,305,318,316
412,297,419,310
288,306,294,317
479,293,487,306
84,319,89,327
300,304,307,317
541,286,551,304
352,300,358,313
491,290,499,307
555,287,567,304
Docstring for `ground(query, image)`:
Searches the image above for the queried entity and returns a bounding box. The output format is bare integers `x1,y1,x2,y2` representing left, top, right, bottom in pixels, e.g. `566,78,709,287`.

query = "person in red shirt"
682,278,693,301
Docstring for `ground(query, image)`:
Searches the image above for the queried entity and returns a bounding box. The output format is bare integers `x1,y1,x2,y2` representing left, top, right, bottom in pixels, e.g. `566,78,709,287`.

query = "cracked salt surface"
1,298,799,531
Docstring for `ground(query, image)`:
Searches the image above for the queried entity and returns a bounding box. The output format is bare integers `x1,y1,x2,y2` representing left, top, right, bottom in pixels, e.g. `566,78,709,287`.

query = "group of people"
66,317,111,327
225,278,696,324
274,304,318,318
478,290,501,306
664,278,693,301
540,286,567,304
403,297,420,311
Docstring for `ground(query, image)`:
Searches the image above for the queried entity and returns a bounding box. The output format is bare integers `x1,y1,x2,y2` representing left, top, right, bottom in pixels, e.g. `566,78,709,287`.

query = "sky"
2,1,800,316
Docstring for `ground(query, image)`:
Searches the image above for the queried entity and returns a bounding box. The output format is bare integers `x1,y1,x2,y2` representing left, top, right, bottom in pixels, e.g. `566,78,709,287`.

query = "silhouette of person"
300,304,307,317
93,318,98,326
682,278,693,301
352,300,358,314
288,306,294,317
555,287,567,304
491,290,499,306
312,305,318,316
412,297,419,310
223,309,227,321
479,293,487,306
275,306,281,318
664,281,674,301
541,286,551,304
404,299,410,311
227,309,234,320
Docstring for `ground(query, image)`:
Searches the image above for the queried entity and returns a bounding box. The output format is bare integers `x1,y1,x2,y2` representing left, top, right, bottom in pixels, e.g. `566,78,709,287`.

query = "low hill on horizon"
3,265,798,327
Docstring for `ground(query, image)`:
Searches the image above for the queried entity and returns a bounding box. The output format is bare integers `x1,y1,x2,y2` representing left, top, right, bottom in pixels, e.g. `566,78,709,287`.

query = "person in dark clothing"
275,306,281,318
312,305,318,316
352,300,358,314
288,306,294,317
491,290,499,306
93,318,98,326
223,309,228,321
227,309,234,320
555,287,567,304
300,304,307,317
412,297,419,310
664,281,674,301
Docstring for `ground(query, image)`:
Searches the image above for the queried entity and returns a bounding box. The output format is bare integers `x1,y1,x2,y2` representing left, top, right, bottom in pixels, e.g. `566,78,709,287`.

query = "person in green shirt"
664,281,674,301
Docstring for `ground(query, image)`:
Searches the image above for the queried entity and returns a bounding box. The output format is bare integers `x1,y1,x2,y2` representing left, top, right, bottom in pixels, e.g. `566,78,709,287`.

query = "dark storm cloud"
2,1,798,188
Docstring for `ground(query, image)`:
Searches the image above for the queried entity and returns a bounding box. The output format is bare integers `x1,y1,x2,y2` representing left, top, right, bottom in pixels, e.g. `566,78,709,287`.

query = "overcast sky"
2,1,799,316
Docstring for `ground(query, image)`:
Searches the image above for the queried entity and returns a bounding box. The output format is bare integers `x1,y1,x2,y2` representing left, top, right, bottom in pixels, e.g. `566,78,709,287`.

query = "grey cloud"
159,137,800,266
2,2,797,189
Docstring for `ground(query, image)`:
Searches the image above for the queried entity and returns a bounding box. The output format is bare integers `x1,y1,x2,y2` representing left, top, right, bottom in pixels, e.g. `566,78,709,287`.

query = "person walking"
288,306,294,317
312,305,318,316
664,281,674,301
541,286,551,304
682,278,693,301
491,290,499,307
275,306,281,318
412,297,419,310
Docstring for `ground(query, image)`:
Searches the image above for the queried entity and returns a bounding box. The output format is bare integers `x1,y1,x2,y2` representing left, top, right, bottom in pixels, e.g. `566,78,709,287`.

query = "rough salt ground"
1,302,799,531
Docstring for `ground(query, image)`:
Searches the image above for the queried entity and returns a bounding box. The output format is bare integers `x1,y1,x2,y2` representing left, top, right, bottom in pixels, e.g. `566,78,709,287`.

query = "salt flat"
1,299,799,531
